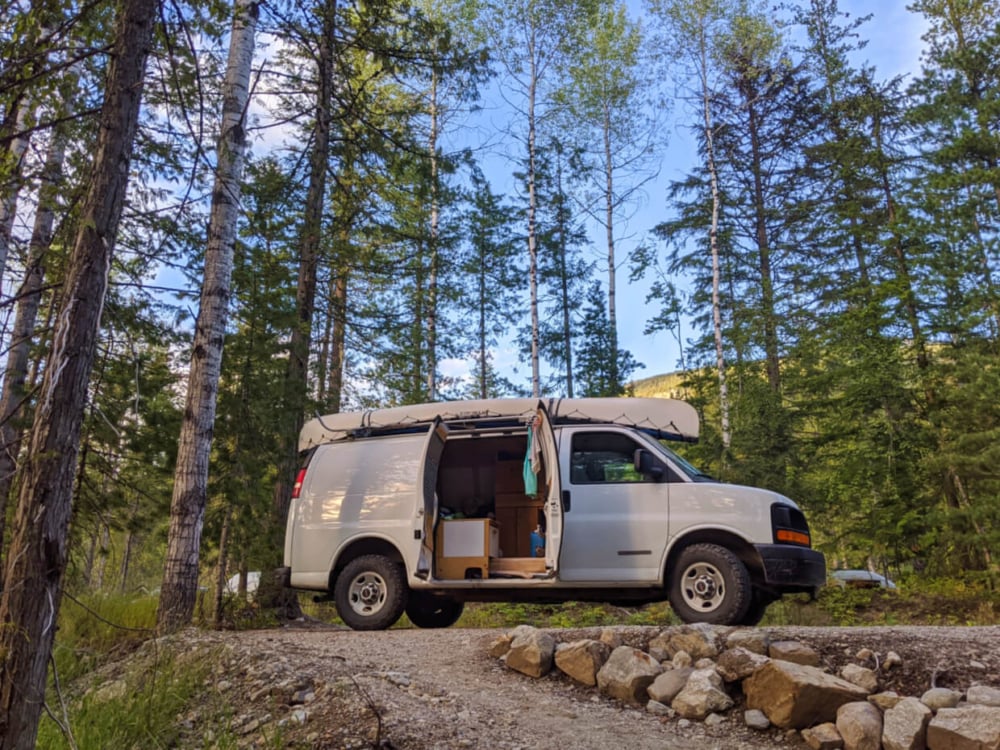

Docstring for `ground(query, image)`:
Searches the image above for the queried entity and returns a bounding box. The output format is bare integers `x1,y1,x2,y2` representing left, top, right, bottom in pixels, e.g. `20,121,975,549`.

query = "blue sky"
468,0,932,391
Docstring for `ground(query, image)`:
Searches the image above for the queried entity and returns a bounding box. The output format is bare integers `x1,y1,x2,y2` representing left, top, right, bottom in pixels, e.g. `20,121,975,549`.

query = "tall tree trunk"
0,0,157,742
213,506,231,627
327,257,348,412
527,29,541,398
555,151,573,398
700,48,731,451
603,103,619,393
426,67,440,400
157,0,258,633
273,0,335,531
0,100,32,282
0,129,65,567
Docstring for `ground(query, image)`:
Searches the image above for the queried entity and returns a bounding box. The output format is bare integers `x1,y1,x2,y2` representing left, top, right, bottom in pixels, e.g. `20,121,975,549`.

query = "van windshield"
655,441,716,482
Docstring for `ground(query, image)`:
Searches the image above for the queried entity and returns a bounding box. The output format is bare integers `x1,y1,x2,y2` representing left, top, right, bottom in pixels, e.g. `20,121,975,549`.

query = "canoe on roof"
298,397,699,452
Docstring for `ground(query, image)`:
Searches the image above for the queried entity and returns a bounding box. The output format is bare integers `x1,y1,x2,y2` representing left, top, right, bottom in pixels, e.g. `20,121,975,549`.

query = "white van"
282,398,825,630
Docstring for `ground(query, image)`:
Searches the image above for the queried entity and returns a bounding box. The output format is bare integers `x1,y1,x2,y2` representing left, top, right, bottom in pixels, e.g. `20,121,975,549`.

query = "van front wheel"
335,555,407,631
668,543,751,625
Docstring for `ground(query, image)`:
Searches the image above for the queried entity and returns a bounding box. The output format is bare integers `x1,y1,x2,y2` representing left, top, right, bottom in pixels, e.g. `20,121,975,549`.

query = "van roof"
298,397,699,452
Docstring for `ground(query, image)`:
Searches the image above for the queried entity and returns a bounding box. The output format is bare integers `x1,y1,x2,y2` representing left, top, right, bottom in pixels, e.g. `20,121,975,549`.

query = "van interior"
434,432,548,580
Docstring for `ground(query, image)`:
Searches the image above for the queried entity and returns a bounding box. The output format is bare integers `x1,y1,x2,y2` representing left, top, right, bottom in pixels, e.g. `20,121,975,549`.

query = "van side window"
570,432,649,484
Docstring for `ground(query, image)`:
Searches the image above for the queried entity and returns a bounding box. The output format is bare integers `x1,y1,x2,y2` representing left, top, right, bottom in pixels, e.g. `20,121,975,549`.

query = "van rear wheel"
335,555,407,631
405,593,464,629
668,543,751,625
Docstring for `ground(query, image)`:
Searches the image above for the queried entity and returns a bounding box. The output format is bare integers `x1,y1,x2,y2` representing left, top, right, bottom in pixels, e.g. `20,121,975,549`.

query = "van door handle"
562,490,571,512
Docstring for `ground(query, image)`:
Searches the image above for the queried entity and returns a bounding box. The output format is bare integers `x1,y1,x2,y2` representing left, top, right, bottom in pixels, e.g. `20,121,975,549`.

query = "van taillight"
291,468,307,499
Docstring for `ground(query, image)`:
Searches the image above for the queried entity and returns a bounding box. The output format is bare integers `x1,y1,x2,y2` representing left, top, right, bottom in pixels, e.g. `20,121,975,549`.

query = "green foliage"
50,593,157,683
37,649,212,750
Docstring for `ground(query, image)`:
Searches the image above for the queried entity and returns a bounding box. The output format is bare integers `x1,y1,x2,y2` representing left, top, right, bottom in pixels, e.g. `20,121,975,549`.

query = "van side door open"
534,403,562,575
416,420,448,578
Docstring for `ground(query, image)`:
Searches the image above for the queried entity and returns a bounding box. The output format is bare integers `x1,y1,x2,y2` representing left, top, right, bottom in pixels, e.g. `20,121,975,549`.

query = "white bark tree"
157,0,259,633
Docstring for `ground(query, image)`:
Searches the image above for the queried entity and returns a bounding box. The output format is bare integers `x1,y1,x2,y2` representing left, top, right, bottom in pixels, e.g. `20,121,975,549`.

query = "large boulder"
717,647,770,682
836,701,883,750
881,696,931,750
768,640,821,667
647,667,693,705
744,659,869,729
927,705,1000,750
554,639,611,686
840,664,879,694
800,722,843,750
504,626,555,678
671,667,734,720
596,646,663,703
969,685,1000,707
726,628,770,655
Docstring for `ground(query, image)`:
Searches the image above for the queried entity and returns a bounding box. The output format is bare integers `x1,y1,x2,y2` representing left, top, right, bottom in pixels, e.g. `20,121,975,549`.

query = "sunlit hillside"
629,371,689,399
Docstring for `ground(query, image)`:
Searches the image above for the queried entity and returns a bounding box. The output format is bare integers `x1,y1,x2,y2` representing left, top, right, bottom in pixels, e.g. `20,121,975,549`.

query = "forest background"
1,0,999,743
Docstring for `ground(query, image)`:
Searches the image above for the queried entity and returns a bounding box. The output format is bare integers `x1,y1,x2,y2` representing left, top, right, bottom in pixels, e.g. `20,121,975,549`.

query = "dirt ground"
155,621,1000,749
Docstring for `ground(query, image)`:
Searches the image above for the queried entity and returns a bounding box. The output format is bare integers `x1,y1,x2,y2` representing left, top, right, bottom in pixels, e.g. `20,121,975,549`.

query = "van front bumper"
756,544,826,590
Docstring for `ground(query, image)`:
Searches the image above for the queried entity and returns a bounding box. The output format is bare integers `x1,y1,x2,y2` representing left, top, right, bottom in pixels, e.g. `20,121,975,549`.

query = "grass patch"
37,646,214,750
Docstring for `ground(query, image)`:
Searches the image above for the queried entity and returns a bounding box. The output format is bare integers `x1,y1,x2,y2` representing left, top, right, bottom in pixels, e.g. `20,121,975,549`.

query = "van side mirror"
634,449,664,482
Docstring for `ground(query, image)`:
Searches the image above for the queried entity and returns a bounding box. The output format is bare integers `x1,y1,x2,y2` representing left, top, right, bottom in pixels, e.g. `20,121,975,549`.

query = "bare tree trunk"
157,0,258,633
697,30,731,450
527,29,541,398
554,147,573,398
273,0,335,530
426,68,440,401
0,0,157,743
603,104,619,393
327,257,347,412
213,507,231,627
0,100,32,282
0,129,65,567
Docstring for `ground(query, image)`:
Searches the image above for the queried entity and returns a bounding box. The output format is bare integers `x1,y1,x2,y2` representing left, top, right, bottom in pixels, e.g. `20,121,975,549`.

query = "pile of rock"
488,624,1000,750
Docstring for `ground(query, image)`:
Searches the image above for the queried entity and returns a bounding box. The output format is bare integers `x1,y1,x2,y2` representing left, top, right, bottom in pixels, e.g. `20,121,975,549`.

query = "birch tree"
649,0,733,448
0,0,158,742
157,0,259,633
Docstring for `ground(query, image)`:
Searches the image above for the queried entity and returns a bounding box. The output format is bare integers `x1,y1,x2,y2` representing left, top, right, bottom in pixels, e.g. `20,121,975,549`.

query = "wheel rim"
347,571,387,617
680,561,726,612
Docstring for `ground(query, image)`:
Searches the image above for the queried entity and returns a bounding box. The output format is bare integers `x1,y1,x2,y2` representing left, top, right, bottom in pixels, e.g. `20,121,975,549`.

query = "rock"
769,640,822,667
869,691,903,711
705,712,726,727
744,709,771,731
971,660,987,670
727,629,770,655
488,634,513,658
855,648,874,662
840,664,879,693
671,667,734,720
883,651,902,670
554,639,611,687
504,626,555,678
717,647,770,682
646,700,674,716
672,651,693,669
668,630,719,661
599,628,623,650
881,696,931,750
927,705,1000,750
801,722,843,750
647,632,673,662
836,701,882,750
596,646,663,703
694,657,715,669
647,667,693,704
744,659,869,729
968,685,1000,707
920,686,962,710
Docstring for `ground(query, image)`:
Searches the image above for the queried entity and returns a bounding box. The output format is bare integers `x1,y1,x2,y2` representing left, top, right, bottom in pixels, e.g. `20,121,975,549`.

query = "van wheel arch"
664,531,763,587
329,538,406,592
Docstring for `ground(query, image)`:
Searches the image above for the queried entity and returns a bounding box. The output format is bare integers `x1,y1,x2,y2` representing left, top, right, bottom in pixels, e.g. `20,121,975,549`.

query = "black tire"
668,543,751,625
334,554,408,631
739,589,776,627
405,593,464,629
